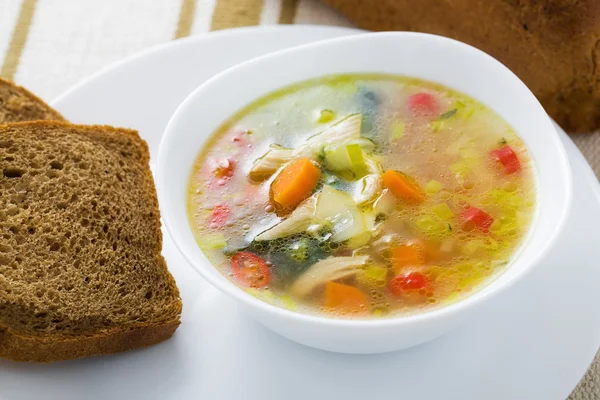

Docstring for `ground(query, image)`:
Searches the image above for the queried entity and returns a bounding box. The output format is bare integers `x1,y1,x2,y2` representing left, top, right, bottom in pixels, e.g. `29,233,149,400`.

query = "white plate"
1,25,599,400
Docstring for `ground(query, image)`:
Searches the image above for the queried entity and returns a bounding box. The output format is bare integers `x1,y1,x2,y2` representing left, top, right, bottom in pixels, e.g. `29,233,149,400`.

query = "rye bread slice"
0,121,182,362
0,78,65,123
322,0,600,134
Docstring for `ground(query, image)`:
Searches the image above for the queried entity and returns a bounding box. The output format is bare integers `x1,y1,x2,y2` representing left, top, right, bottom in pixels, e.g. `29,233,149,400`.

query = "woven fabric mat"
0,0,598,398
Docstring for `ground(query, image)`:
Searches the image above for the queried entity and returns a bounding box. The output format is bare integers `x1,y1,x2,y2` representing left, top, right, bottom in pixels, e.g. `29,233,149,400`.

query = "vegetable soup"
187,74,536,318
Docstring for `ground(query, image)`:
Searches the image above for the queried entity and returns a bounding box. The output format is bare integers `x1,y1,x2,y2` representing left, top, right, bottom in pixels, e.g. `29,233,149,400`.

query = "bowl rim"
157,31,573,329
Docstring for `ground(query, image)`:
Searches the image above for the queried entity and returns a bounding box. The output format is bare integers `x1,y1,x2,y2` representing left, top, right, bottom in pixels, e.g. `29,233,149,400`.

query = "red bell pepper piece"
491,145,521,174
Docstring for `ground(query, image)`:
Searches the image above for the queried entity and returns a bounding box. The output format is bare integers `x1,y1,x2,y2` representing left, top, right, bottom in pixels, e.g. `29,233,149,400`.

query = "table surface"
0,1,598,399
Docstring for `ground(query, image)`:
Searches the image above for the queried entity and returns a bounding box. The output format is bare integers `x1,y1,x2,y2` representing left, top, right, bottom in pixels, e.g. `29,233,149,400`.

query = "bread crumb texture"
0,121,181,362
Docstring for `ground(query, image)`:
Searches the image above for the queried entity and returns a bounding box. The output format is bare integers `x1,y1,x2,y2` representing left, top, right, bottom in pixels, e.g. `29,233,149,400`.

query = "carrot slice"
271,158,320,210
324,282,368,314
392,242,426,273
382,170,424,203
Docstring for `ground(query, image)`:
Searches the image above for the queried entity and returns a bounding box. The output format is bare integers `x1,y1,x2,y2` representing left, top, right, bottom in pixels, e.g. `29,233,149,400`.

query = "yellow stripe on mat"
0,0,38,80
278,0,299,24
211,0,264,31
175,0,197,39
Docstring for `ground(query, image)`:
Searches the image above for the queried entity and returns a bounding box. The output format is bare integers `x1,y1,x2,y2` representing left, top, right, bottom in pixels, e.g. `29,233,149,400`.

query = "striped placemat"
0,1,598,398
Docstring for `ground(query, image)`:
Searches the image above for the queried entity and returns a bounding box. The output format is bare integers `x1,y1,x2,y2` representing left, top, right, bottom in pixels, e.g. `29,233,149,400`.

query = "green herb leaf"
317,147,326,161
439,108,457,120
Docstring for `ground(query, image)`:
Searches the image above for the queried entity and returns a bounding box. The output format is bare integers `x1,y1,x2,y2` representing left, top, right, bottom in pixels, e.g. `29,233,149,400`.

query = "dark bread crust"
0,121,182,362
0,320,180,363
322,0,600,133
0,78,65,123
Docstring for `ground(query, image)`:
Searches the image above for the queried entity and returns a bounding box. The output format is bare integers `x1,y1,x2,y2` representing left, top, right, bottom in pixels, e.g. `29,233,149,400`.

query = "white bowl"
156,32,572,354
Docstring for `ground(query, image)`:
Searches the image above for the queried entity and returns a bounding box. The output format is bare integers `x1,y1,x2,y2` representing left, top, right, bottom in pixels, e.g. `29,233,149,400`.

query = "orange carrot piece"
382,170,424,203
324,282,368,314
271,158,320,209
392,242,426,273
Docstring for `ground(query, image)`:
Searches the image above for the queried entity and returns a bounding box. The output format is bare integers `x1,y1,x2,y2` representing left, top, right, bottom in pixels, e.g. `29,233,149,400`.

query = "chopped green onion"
454,99,476,120
364,264,388,282
323,143,369,180
318,109,336,123
415,215,437,232
462,106,475,120
199,234,227,251
462,237,501,256
280,294,297,311
429,120,444,132
346,143,368,178
425,180,443,195
489,218,518,236
415,215,451,237
357,263,389,289
487,189,524,210
432,203,455,220
391,121,405,139
450,159,470,175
